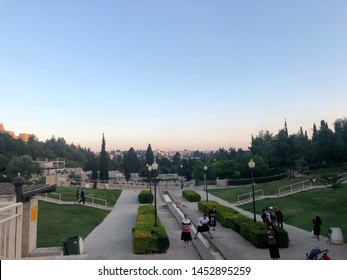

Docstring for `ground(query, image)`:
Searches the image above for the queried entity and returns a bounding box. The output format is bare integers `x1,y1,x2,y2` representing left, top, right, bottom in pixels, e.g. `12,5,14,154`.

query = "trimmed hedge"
198,201,289,248
132,205,170,254
182,190,201,202
138,190,153,204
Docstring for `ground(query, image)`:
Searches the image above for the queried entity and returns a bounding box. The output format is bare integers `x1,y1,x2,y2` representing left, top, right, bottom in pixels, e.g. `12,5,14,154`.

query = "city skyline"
1,1,346,152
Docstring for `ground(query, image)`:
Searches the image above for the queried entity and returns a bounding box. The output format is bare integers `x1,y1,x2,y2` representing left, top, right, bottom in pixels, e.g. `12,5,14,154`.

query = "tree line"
0,117,346,182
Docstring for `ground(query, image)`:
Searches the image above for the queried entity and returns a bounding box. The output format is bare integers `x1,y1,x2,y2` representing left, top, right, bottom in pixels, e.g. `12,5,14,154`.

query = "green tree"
250,130,273,165
123,155,131,182
312,120,335,164
90,156,98,183
6,156,42,180
333,118,347,164
99,134,109,181
145,144,154,166
320,173,345,191
192,160,207,181
209,160,239,179
127,147,140,173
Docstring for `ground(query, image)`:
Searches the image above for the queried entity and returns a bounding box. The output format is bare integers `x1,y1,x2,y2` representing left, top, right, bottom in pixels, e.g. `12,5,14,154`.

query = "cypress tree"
99,134,109,181
145,143,154,165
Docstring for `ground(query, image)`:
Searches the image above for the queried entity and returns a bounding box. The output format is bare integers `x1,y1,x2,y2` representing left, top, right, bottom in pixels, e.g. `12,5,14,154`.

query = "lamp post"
12,173,25,203
146,164,149,189
147,164,152,205
248,159,256,222
152,161,159,226
180,164,183,189
204,164,208,201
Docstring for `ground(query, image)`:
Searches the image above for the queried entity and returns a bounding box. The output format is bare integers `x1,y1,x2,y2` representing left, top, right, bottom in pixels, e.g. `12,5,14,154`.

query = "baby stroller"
305,247,331,260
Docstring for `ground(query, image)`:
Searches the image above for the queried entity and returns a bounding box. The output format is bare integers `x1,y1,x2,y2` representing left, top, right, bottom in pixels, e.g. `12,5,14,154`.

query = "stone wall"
21,198,38,258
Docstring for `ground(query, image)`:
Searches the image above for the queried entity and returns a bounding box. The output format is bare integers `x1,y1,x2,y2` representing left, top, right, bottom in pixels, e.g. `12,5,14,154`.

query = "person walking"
275,207,284,228
181,214,192,247
261,208,267,223
79,188,86,204
265,207,271,224
312,216,322,241
267,223,280,260
208,206,217,231
194,214,212,239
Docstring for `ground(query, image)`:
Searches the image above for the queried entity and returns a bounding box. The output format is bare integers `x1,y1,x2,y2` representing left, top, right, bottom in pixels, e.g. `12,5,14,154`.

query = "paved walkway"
84,188,200,260
83,186,347,260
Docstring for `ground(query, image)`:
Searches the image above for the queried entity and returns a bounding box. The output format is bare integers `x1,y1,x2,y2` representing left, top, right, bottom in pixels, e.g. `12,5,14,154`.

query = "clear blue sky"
1,1,346,152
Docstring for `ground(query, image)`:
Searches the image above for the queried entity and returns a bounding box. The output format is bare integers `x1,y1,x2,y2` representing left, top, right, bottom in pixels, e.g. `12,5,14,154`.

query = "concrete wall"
21,198,38,258
216,179,228,187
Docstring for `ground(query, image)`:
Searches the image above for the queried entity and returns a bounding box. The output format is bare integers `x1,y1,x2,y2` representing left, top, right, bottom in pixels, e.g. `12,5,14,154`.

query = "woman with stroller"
312,216,322,241
267,223,280,260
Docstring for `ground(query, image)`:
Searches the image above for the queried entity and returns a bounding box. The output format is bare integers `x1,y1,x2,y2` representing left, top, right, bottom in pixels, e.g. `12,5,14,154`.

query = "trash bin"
63,236,84,255
329,227,344,245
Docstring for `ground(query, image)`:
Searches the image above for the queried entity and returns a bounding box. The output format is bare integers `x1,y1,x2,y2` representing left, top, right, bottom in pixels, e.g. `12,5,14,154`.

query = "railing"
43,192,62,202
278,180,312,196
0,202,23,259
238,189,264,204
85,196,107,207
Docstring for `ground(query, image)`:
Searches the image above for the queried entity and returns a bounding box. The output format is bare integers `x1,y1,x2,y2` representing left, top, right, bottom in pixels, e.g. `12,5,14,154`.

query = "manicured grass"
37,201,110,247
210,183,347,243
42,186,122,206
37,188,122,247
209,178,313,203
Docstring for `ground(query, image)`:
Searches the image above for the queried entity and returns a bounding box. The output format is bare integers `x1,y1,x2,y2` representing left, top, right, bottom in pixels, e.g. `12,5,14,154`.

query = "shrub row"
138,190,153,204
132,205,170,254
198,201,289,248
182,189,201,202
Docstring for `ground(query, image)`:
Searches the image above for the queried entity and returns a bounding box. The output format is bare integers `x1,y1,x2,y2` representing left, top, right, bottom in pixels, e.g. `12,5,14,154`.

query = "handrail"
39,193,108,208
85,195,107,207
238,189,264,204
278,180,312,196
0,202,23,259
44,192,62,202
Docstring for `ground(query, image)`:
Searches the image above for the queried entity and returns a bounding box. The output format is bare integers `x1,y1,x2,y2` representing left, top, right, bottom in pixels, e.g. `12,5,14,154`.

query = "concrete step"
30,247,63,258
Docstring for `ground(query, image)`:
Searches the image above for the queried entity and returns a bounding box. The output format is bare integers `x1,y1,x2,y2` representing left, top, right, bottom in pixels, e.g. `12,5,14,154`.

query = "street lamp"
204,164,208,201
180,164,184,189
248,159,256,222
152,160,159,227
12,173,25,203
146,164,149,189
147,164,152,205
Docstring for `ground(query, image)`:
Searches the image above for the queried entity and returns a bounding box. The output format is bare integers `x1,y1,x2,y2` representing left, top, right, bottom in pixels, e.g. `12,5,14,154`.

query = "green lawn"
41,186,122,206
210,184,347,243
37,201,110,247
209,178,315,203
37,188,122,247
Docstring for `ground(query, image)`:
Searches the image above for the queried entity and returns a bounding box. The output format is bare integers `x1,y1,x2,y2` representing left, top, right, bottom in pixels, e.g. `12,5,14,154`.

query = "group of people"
180,206,217,247
180,203,323,260
261,206,284,260
261,207,284,227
